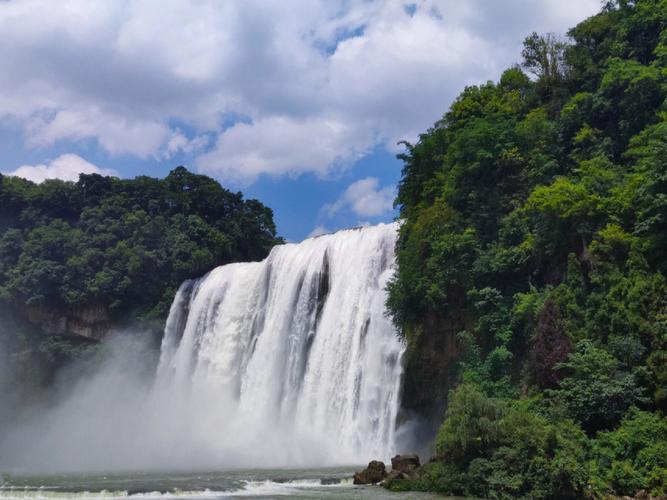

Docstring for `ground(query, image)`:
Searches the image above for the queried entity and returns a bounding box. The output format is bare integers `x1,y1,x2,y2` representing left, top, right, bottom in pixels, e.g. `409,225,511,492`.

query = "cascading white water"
155,222,404,465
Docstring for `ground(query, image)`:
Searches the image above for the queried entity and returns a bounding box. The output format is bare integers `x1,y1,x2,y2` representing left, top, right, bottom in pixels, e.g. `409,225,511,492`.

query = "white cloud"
0,0,601,179
25,107,170,158
323,177,395,218
163,130,209,160
4,154,117,183
307,225,331,238
197,116,373,183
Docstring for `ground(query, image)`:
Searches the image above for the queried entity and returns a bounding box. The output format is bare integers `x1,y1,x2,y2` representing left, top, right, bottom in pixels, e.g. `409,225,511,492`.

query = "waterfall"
155,222,404,465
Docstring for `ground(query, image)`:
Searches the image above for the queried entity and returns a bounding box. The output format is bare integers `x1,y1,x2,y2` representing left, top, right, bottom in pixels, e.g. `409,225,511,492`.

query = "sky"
0,0,601,242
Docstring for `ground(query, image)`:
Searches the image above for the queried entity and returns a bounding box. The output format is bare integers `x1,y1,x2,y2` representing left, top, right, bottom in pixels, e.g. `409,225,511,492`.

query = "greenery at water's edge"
0,166,281,391
387,1,667,497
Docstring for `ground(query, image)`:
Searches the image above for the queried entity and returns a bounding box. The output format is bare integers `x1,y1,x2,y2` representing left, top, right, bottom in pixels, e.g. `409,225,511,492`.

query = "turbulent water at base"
155,223,404,466
0,468,446,499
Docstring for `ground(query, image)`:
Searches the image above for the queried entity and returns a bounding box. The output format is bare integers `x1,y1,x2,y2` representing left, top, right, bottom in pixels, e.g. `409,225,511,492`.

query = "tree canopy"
387,1,667,497
0,166,281,322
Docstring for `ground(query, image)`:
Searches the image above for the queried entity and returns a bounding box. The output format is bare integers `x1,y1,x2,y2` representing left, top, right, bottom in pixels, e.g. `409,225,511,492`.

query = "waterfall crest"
156,222,404,465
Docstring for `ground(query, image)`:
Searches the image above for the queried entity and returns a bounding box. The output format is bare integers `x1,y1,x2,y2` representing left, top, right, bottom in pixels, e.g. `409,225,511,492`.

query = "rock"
353,460,387,484
22,303,110,340
384,469,411,482
381,454,422,483
391,454,421,474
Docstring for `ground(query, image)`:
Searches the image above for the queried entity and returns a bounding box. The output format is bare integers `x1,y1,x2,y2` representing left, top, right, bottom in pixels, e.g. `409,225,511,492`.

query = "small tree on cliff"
525,298,572,390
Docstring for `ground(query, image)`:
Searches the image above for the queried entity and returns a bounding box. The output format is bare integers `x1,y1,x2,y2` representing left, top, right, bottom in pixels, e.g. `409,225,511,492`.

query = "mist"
0,332,341,474
0,333,162,473
0,225,416,475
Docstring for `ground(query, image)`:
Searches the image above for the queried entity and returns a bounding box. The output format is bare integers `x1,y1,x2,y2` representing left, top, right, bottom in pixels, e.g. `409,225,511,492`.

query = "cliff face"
399,305,472,436
21,304,110,340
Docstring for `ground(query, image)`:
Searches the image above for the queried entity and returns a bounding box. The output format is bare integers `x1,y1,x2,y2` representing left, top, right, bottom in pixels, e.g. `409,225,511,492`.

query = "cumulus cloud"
323,177,395,218
25,108,170,158
0,0,600,180
197,116,373,183
163,130,209,160
3,154,117,183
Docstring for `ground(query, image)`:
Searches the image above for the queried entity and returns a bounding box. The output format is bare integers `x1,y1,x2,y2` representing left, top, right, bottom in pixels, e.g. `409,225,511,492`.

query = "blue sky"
0,0,600,241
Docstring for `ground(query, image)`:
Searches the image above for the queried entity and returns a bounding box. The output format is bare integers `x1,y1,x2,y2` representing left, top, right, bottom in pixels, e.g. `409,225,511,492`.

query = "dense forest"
387,0,667,498
2,0,667,496
0,166,280,391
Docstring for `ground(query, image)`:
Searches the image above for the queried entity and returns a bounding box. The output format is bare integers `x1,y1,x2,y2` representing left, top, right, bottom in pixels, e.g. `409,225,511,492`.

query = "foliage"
524,298,571,390
388,0,667,497
0,166,281,323
434,383,505,463
547,340,648,433
384,461,464,494
411,384,590,499
590,408,667,497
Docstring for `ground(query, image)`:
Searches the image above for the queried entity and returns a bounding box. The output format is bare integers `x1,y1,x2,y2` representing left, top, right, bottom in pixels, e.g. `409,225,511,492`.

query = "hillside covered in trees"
387,0,667,498
0,166,280,392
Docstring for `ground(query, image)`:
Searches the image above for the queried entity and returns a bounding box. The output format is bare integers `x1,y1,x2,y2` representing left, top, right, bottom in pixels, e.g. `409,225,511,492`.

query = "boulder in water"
391,454,420,474
353,460,387,484
383,454,422,483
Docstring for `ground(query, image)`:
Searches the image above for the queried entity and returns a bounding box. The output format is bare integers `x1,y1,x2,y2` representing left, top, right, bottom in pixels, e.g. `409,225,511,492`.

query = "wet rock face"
23,304,110,340
353,460,387,484
391,454,421,473
384,454,422,482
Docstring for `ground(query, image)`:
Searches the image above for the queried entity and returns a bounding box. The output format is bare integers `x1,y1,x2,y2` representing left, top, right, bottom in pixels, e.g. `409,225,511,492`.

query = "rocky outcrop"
353,460,387,484
354,455,423,487
384,454,421,482
391,454,420,474
22,303,110,340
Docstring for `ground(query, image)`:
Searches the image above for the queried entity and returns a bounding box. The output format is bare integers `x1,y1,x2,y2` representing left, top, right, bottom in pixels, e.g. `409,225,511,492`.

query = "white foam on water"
0,477,352,498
